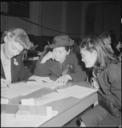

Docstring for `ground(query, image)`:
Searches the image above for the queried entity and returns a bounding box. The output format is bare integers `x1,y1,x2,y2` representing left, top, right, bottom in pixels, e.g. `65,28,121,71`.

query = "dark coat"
97,62,121,115
80,62,121,127
1,51,32,83
34,52,87,82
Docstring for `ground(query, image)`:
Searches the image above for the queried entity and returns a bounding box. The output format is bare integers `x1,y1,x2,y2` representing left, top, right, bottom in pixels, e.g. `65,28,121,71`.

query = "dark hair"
1,27,33,49
80,35,118,70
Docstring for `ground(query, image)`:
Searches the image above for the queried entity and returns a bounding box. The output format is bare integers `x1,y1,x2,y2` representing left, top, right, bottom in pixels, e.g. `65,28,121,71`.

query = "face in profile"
4,35,24,58
53,47,70,63
80,48,97,68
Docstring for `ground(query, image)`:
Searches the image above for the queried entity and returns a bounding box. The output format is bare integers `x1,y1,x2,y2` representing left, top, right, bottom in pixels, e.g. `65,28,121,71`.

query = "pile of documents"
1,105,58,127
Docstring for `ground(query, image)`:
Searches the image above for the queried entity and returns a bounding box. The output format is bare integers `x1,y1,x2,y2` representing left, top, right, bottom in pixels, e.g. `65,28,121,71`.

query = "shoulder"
106,62,121,80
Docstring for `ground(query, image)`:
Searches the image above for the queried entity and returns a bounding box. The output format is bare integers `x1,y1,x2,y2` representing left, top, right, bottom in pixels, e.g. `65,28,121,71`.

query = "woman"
1,28,33,87
76,35,121,127
34,35,87,88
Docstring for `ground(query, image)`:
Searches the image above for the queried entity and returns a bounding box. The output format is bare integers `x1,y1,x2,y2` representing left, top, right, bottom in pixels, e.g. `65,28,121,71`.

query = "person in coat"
34,35,87,88
1,28,33,87
76,35,121,127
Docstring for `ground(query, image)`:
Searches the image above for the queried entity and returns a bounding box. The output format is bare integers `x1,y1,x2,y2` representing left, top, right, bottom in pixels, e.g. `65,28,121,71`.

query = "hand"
1,78,9,88
28,75,53,83
91,78,99,90
40,51,54,63
55,74,72,88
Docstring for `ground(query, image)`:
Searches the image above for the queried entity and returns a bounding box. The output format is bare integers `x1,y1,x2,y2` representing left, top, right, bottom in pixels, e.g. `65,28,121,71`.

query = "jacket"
97,62,121,116
1,48,32,83
34,52,87,82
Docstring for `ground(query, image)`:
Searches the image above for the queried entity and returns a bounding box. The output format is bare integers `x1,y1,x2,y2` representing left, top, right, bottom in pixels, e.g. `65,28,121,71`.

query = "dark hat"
49,35,74,48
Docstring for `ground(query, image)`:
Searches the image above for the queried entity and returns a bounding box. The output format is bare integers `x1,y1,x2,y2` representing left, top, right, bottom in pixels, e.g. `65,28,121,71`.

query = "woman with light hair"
1,28,33,87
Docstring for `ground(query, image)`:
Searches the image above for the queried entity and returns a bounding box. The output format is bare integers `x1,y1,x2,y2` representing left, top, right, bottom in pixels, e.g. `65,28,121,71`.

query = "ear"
4,36,8,43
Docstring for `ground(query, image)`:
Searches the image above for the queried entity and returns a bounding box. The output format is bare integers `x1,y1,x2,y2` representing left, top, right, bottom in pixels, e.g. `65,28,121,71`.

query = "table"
41,91,98,127
1,82,98,127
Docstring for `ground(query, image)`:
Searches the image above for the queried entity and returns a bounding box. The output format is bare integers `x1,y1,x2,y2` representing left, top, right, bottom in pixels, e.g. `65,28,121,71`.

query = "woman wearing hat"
33,35,87,88
1,28,33,87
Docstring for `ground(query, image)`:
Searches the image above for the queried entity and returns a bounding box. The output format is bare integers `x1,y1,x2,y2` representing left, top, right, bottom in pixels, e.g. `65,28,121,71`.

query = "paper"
1,110,58,127
1,85,97,127
1,98,9,104
57,85,97,99
1,80,69,99
17,105,55,116
34,85,97,106
1,104,58,127
35,92,68,106
1,81,53,99
21,98,35,105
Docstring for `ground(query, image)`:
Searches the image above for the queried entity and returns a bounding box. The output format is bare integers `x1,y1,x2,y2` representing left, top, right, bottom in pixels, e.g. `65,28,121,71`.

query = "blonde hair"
1,28,33,49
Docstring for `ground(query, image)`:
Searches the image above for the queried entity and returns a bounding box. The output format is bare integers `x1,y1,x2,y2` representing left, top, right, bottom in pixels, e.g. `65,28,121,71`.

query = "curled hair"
1,27,33,49
80,35,118,70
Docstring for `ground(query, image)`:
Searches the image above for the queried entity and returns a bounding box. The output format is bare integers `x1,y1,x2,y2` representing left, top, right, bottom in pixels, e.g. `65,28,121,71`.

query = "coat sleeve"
69,54,87,82
107,63,121,108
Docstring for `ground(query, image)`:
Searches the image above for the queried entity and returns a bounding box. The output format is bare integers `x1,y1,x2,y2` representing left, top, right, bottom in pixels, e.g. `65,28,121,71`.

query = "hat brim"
48,43,74,49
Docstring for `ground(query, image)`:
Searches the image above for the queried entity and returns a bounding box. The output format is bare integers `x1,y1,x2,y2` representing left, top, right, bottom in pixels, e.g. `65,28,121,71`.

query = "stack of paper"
34,85,97,106
1,105,58,127
1,81,53,99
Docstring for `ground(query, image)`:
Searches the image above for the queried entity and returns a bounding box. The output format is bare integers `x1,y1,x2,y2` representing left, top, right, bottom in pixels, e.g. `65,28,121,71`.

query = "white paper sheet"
1,80,70,99
1,81,53,99
34,85,97,106
57,85,97,99
1,110,58,127
1,85,97,127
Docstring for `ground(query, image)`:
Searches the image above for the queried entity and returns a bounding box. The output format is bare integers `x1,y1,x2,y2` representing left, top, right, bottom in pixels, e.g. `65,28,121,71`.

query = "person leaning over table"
33,34,87,87
76,35,121,127
1,28,33,87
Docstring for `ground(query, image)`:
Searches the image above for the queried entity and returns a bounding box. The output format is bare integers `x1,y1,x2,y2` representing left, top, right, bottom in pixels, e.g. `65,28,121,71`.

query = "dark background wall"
1,1,121,40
